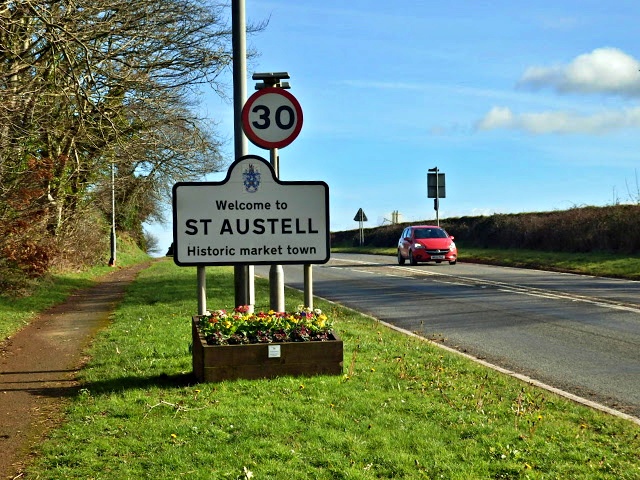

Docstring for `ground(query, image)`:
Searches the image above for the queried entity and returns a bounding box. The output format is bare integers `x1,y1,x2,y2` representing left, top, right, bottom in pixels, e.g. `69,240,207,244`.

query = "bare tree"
0,0,259,274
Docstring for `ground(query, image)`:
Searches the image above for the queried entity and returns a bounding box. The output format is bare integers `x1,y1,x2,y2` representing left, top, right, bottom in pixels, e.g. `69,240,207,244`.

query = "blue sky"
147,1,640,254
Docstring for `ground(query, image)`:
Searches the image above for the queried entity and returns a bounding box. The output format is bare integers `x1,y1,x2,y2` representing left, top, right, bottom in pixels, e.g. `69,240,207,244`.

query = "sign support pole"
242,71,310,311
353,208,367,246
428,167,443,227
304,264,313,309
269,147,285,312
248,72,307,312
435,168,440,227
197,265,207,316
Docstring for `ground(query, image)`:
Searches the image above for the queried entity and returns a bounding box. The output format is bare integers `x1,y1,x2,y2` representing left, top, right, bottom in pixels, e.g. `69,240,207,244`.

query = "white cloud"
476,107,514,130
477,106,640,134
476,47,640,135
519,47,640,97
536,15,579,31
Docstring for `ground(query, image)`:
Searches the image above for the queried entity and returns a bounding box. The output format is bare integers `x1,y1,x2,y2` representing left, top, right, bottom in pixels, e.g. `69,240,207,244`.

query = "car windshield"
414,228,448,239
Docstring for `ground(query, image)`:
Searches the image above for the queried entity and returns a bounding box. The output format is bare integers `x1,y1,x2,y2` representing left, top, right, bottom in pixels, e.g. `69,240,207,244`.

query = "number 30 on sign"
241,87,303,149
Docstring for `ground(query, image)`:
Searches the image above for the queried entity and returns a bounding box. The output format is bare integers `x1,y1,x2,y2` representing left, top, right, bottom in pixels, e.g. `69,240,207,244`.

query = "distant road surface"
255,253,640,418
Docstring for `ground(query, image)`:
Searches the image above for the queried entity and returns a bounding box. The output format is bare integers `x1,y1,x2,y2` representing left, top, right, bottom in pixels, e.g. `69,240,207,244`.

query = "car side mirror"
450,235,455,240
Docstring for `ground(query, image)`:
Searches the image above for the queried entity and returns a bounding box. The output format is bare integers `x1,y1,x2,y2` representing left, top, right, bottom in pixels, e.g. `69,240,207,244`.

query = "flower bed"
192,307,343,382
198,306,334,345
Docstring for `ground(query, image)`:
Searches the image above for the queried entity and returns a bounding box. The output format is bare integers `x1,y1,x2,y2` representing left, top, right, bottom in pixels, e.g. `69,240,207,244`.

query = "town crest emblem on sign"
242,164,261,193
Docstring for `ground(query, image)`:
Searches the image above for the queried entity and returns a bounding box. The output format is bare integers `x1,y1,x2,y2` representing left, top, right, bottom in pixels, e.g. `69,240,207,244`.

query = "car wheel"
397,250,405,265
449,260,457,265
409,250,417,265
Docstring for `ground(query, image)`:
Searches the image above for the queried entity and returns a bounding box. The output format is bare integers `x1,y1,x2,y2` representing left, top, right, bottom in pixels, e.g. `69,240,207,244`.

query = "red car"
397,225,458,265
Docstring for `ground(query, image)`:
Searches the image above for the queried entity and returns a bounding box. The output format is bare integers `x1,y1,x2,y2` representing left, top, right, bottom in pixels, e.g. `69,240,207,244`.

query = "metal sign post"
242,73,312,310
353,208,368,245
427,167,446,227
243,73,303,310
269,146,285,312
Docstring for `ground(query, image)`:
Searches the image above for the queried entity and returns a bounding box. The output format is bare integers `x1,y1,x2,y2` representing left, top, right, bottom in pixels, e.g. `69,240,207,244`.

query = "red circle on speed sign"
241,87,303,149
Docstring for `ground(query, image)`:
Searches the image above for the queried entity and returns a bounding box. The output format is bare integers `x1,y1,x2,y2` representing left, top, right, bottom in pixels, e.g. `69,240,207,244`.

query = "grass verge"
25,260,639,479
0,238,150,341
332,246,640,281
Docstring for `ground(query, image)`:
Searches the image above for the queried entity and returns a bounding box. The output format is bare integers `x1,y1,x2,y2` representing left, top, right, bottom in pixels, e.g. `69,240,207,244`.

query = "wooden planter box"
192,317,343,382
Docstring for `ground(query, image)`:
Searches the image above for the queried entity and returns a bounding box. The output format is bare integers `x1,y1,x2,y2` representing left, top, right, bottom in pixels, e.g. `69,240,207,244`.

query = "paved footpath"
0,262,151,479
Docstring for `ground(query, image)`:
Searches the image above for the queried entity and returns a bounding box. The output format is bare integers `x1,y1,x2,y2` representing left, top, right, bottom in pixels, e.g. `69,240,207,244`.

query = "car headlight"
413,243,425,249
449,242,456,251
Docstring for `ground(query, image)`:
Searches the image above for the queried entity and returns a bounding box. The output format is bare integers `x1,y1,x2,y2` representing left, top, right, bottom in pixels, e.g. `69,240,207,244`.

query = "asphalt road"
255,253,640,418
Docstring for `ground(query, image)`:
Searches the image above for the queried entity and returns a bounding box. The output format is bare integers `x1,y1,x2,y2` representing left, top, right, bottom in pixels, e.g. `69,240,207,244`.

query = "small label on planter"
268,345,281,358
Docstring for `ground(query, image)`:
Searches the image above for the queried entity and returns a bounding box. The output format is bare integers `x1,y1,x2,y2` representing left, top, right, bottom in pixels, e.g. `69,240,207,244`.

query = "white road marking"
328,257,640,314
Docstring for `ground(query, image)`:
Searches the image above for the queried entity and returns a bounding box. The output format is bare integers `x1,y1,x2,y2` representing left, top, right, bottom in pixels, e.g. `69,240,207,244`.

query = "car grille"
426,249,448,255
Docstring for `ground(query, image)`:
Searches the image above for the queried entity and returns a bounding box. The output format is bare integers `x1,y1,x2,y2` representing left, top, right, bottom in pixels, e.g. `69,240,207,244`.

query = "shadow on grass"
82,372,197,394
3,370,198,399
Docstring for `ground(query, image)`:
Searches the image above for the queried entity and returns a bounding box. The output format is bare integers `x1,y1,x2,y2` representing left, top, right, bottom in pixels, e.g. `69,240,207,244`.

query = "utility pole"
108,160,116,266
231,0,254,312
191,0,255,315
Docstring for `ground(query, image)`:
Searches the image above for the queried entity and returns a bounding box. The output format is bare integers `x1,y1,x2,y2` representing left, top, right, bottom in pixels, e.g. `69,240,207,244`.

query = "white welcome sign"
172,155,330,266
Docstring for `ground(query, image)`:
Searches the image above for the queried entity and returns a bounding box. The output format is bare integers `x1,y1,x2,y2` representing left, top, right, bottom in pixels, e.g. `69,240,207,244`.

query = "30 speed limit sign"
241,87,303,149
